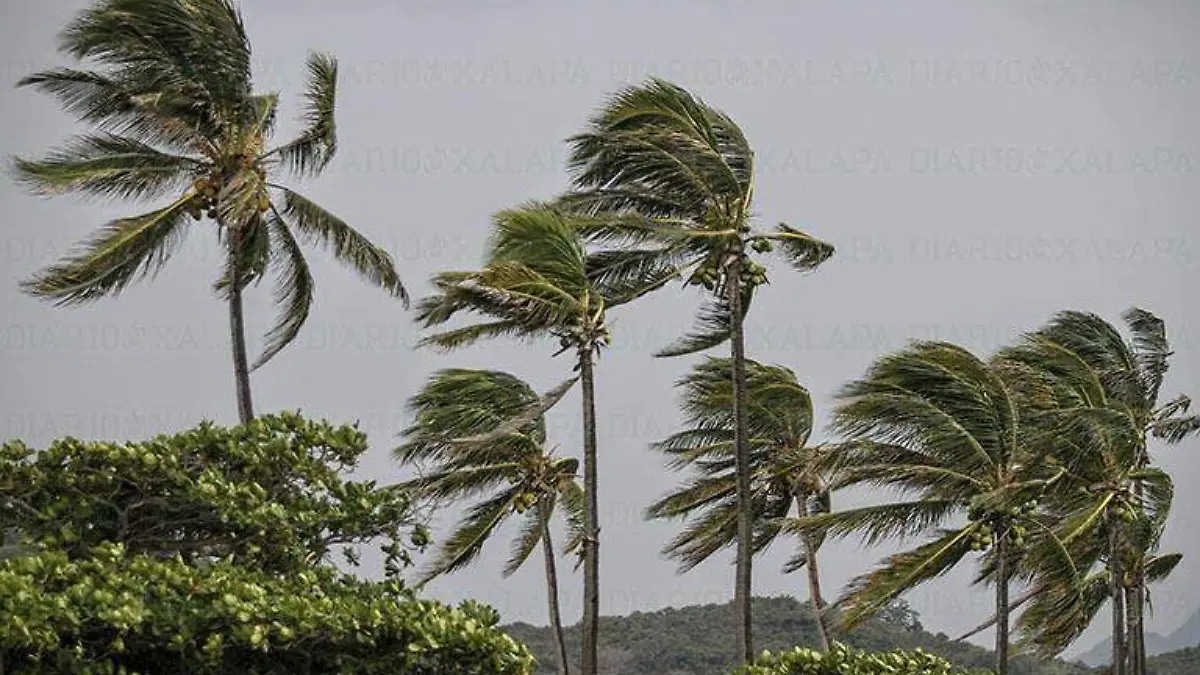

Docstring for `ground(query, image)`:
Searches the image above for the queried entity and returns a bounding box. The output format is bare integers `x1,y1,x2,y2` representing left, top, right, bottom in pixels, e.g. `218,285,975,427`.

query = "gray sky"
2,0,1199,659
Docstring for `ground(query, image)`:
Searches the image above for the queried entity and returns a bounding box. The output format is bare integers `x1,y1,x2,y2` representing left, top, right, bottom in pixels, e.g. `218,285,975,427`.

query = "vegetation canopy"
0,415,535,675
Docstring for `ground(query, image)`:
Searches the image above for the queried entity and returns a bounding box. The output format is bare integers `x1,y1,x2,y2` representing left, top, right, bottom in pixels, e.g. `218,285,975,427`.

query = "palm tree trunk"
1134,583,1147,675
995,533,1010,675
795,492,830,651
1131,473,1147,675
540,502,571,675
226,233,254,424
1125,583,1142,675
726,264,753,665
578,349,600,675
1111,523,1128,675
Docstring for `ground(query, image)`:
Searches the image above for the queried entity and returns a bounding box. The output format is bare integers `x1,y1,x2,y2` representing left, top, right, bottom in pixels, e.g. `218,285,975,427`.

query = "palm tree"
990,308,1196,675
395,368,583,675
789,340,1072,675
415,204,657,675
558,77,835,666
645,357,835,649
11,0,406,423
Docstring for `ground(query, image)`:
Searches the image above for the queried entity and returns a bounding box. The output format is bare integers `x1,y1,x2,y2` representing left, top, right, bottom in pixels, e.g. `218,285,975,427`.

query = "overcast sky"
3,0,1199,659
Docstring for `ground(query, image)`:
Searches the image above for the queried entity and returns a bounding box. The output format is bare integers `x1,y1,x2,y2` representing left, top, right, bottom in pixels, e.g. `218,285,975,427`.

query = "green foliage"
1,413,412,575
0,546,532,674
733,643,982,675
0,415,535,674
503,597,1094,675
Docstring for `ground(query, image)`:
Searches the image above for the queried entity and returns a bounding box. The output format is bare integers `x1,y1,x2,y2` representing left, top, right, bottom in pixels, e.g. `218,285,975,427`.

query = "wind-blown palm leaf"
835,528,974,629
505,502,550,577
396,369,551,464
655,291,754,358
759,224,836,272
1124,307,1171,406
1150,414,1200,444
15,68,214,155
275,186,407,305
785,500,960,549
19,194,197,305
10,133,200,202
1144,553,1182,583
399,463,523,503
271,52,338,177
443,377,579,447
558,478,587,563
250,209,314,370
59,0,253,108
418,486,521,584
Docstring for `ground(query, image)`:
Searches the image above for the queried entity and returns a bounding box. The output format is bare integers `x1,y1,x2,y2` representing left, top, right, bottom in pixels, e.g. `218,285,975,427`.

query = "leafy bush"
732,642,988,675
0,414,535,674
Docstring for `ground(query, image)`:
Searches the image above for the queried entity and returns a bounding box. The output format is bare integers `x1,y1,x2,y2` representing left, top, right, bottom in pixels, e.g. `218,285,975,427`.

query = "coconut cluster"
186,161,269,221
685,238,774,292
966,498,1039,552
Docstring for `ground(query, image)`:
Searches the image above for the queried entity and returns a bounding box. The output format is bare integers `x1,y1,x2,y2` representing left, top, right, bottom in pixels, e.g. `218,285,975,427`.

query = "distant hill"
499,595,1095,675
1146,644,1200,675
1076,608,1200,667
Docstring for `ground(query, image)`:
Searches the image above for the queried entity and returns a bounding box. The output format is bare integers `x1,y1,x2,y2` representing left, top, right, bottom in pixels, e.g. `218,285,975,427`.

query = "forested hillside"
501,596,1096,675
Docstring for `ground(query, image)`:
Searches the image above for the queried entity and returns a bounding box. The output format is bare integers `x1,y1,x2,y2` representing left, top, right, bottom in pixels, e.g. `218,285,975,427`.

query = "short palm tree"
415,204,651,675
559,77,835,666
395,368,584,675
645,357,835,649
11,0,406,423
990,308,1195,675
789,341,1071,675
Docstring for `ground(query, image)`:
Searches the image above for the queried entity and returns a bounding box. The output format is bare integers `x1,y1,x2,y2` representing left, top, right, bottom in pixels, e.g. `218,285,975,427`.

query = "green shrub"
732,642,989,675
0,414,535,674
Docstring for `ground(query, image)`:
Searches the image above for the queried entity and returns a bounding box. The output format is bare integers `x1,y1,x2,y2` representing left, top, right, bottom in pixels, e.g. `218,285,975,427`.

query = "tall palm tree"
11,0,406,423
415,204,656,675
395,368,583,675
789,341,1073,675
558,77,835,665
990,308,1196,675
645,357,835,649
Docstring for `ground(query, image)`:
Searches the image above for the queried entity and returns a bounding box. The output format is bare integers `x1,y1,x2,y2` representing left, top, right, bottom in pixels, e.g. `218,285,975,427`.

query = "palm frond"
566,77,752,222
19,195,196,305
557,478,586,564
585,247,687,306
275,186,407,305
418,486,520,583
1144,552,1183,584
504,501,549,577
396,368,548,465
249,208,314,370
16,67,215,155
441,376,578,448
758,224,835,272
835,528,973,629
399,463,522,503
1123,307,1171,406
11,133,200,202
1150,413,1200,444
832,341,1014,478
655,294,742,358
270,52,338,177
59,0,253,107
784,500,958,549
